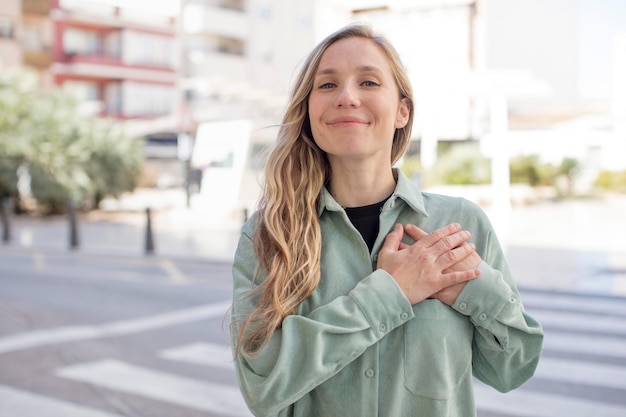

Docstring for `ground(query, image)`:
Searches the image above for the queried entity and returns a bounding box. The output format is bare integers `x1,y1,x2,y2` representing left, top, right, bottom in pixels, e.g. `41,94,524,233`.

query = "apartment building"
0,0,21,68
179,0,318,132
2,0,178,126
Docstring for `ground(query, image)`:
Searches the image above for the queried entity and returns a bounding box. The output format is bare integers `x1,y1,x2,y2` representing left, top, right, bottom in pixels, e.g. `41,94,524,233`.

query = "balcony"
186,50,246,80
24,49,53,67
22,0,52,15
184,5,247,40
52,58,176,84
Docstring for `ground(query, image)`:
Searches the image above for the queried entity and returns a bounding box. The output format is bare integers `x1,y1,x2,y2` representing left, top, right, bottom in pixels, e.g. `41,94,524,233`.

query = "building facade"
0,0,22,68
3,0,179,131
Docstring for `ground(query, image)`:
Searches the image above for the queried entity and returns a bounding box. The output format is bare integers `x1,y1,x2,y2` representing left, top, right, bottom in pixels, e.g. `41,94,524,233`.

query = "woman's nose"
335,84,359,108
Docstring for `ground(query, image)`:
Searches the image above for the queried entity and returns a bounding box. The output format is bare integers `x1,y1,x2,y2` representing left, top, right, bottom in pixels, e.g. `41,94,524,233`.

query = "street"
1,194,626,417
1,247,626,417
0,250,248,417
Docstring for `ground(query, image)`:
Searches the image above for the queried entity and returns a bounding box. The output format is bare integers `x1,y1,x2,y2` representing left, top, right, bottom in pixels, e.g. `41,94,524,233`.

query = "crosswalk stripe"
522,292,626,316
55,359,252,417
534,356,626,390
544,330,626,358
530,308,626,335
0,384,125,417
474,382,626,417
160,342,234,370
0,301,231,354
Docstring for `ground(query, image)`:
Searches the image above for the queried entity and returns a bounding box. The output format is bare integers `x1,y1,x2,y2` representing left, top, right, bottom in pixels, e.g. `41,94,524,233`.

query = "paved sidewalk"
2,189,625,296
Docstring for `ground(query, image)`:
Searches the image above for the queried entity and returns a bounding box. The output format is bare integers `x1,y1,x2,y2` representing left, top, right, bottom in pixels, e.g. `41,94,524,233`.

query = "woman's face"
308,37,409,167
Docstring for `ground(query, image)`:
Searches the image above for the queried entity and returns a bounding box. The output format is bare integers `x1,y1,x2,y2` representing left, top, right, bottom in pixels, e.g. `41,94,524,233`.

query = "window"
0,17,15,39
121,31,176,68
63,28,100,56
121,82,175,117
63,80,99,101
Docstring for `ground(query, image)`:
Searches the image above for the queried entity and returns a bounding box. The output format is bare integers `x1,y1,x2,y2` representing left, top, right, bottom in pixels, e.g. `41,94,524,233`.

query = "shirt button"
365,369,375,378
400,312,409,320
379,323,387,332
458,302,468,311
479,313,487,321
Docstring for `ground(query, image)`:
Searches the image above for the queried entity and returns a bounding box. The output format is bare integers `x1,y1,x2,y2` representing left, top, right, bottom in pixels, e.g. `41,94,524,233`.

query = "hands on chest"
376,223,482,306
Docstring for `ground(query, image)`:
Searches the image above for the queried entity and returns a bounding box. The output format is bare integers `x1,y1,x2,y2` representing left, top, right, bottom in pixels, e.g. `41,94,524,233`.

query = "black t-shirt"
344,197,389,253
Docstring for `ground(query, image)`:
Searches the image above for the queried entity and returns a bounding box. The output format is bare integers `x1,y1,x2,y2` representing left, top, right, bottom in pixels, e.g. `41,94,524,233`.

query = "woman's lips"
328,117,368,126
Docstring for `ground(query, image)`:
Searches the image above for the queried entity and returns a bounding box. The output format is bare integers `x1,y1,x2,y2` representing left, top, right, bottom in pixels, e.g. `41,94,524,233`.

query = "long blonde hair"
236,23,415,354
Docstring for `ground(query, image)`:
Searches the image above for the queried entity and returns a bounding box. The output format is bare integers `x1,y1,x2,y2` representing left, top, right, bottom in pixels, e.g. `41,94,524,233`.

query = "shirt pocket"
403,299,473,399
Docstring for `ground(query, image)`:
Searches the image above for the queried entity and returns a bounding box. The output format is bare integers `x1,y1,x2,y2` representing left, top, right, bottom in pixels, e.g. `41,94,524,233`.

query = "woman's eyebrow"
315,65,383,76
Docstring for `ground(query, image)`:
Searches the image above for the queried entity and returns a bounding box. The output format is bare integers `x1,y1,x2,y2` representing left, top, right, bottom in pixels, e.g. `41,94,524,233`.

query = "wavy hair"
236,23,415,354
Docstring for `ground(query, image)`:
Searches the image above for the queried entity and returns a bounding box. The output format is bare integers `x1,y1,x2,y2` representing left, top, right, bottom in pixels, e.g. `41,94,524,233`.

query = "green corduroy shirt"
231,169,544,417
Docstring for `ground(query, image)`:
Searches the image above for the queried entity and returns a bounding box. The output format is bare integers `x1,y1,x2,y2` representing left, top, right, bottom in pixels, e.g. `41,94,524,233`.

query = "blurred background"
1,2,626,416
1,0,625,261
1,0,626,237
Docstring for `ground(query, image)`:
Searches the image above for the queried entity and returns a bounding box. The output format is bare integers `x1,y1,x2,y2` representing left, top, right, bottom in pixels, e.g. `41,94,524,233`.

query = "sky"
579,0,626,99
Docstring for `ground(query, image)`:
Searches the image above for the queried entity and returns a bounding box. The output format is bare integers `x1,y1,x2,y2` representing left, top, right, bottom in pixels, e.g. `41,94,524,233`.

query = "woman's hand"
377,223,481,305
403,223,482,305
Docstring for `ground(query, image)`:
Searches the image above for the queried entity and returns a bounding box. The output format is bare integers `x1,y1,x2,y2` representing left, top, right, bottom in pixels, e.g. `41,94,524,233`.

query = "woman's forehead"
317,37,391,74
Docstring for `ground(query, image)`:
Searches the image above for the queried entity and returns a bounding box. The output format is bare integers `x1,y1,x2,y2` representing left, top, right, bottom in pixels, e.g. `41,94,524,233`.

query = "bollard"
68,201,79,250
1,197,11,244
145,207,155,255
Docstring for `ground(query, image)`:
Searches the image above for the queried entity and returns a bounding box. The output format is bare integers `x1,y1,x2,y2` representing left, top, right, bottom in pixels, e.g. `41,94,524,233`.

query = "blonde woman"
231,24,543,417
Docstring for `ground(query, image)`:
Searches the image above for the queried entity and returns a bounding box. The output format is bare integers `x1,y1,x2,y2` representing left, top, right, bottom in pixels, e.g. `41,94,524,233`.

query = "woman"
231,24,543,417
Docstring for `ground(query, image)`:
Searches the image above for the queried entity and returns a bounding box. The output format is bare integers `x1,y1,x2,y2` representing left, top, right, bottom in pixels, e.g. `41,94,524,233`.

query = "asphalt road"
0,250,245,417
1,246,626,417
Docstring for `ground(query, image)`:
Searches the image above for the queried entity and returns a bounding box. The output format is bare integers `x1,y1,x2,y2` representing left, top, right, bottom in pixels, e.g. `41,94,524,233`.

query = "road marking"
531,308,626,335
158,259,187,284
523,292,626,316
33,252,46,270
0,384,126,417
544,330,626,358
0,301,232,354
160,342,234,369
475,382,626,417
534,356,626,390
56,359,252,417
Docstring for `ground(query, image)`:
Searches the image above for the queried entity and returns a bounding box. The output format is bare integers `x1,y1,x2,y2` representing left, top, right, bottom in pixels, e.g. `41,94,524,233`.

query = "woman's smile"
327,116,369,127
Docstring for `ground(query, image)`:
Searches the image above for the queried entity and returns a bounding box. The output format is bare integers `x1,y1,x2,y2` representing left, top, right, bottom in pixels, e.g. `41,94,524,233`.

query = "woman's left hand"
402,224,482,306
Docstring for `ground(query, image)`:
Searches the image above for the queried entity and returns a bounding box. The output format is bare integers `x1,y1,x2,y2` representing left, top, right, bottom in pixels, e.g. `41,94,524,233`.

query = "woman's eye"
362,80,380,87
319,82,336,89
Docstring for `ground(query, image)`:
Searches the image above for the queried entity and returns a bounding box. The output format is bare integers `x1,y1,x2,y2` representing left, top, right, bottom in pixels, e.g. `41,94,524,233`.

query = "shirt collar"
318,168,429,217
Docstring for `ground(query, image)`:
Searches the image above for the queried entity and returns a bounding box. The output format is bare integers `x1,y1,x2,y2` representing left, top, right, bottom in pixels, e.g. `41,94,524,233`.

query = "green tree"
0,67,143,213
426,143,491,186
509,154,556,187
556,157,580,196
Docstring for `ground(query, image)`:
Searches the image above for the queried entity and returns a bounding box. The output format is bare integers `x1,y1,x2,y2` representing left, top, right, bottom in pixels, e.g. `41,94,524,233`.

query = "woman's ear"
395,97,410,129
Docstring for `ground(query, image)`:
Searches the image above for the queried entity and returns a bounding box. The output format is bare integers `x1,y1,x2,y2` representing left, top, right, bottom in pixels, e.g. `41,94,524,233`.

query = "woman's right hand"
376,223,480,305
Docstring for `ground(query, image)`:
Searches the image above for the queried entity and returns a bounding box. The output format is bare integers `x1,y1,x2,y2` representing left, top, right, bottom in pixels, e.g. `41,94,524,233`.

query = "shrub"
595,170,626,192
425,143,491,186
509,155,556,186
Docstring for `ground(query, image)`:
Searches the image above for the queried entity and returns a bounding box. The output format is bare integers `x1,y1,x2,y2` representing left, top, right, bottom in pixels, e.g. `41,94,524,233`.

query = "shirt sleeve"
452,203,544,392
231,225,414,417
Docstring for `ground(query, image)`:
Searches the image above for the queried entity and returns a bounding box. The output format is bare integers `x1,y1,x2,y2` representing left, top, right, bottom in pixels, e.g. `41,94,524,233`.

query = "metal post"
145,207,155,255
68,201,79,250
1,197,11,244
185,159,192,209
